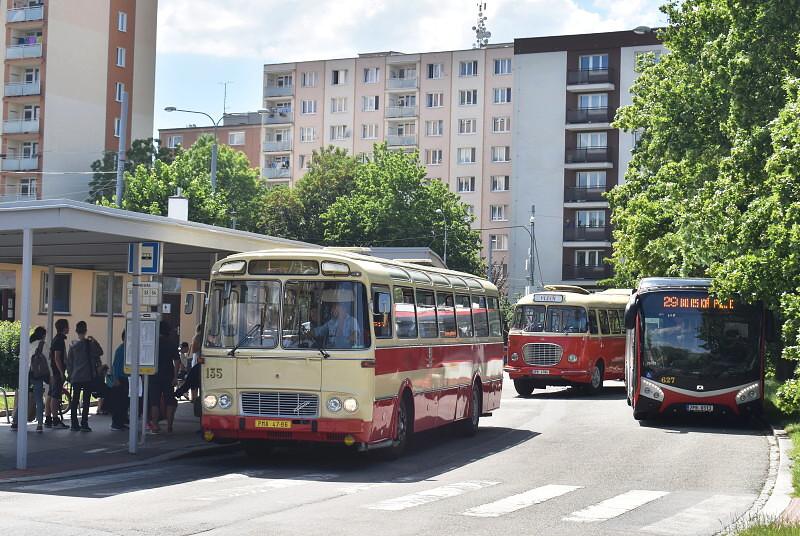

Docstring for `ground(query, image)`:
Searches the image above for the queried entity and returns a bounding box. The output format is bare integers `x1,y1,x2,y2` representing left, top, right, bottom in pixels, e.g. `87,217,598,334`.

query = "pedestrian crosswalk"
462,484,582,518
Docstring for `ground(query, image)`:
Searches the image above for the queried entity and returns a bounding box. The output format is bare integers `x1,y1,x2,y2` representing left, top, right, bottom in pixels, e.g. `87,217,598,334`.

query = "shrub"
0,321,21,389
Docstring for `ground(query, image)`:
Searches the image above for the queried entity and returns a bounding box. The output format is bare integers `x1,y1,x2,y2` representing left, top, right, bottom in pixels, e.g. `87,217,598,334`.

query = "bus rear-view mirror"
184,294,194,315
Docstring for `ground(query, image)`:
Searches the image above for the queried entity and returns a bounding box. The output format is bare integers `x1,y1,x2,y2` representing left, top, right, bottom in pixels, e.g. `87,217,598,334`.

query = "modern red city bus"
623,277,767,420
504,286,631,396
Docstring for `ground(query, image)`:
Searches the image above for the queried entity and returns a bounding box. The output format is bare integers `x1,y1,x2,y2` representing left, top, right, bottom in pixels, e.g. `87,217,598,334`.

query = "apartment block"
0,0,157,203
159,112,263,168
262,44,515,267
508,30,664,296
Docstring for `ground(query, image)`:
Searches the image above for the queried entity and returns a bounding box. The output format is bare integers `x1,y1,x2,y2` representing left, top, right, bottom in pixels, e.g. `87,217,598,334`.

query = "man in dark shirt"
46,318,69,429
148,321,181,434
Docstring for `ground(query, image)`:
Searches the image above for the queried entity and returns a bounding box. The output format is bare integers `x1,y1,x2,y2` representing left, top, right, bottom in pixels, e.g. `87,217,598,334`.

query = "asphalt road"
0,378,770,536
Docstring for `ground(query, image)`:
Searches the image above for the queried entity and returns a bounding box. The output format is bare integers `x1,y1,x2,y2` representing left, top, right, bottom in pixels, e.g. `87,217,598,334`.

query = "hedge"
0,321,21,389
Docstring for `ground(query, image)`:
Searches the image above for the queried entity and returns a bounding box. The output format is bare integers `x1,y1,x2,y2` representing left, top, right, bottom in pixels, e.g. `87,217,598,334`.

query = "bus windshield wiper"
314,334,330,359
228,323,262,357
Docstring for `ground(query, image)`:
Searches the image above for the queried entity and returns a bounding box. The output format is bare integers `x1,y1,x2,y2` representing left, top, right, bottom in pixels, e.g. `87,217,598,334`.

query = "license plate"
532,369,550,375
686,404,714,413
254,419,292,429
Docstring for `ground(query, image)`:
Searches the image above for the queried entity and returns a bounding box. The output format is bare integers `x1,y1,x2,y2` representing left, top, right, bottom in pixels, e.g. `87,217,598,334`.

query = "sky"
153,0,668,134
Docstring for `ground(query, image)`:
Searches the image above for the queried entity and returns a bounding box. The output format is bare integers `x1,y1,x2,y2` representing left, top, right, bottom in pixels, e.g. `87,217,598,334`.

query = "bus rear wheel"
513,379,535,397
458,382,481,437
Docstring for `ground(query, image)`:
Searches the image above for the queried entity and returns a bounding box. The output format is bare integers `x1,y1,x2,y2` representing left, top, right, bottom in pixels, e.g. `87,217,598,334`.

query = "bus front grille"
240,392,320,418
522,343,563,366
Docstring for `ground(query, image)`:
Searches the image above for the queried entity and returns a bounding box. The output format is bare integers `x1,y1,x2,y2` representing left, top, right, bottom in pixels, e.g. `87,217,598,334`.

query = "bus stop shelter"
0,199,316,469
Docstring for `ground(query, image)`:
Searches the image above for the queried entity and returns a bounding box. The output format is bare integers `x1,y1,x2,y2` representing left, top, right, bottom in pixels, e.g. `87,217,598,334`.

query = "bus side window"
416,289,438,338
598,309,610,335
472,295,490,337
487,297,502,337
436,292,457,338
588,309,599,335
393,286,418,339
608,309,621,334
455,294,474,337
372,286,392,338
615,310,625,333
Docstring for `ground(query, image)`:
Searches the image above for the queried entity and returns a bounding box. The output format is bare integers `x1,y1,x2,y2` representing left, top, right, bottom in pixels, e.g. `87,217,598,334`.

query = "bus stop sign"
128,242,162,275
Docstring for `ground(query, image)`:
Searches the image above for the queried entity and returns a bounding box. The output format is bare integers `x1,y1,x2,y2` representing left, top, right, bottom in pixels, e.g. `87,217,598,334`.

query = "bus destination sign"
663,296,735,310
533,294,564,303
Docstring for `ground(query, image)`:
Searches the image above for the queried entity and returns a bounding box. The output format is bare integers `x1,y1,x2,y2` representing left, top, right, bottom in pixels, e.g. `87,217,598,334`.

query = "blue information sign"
128,242,162,275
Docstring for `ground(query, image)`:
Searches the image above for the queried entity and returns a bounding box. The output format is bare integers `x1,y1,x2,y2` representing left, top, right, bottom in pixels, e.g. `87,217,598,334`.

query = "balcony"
7,5,44,22
262,109,293,124
566,107,613,124
263,167,291,179
262,140,292,152
2,156,38,171
567,68,613,85
0,183,37,203
565,146,611,165
3,119,39,134
264,85,293,97
387,134,417,146
563,226,611,242
387,78,418,90
5,80,40,96
385,105,417,118
564,186,612,203
563,264,612,280
6,43,42,60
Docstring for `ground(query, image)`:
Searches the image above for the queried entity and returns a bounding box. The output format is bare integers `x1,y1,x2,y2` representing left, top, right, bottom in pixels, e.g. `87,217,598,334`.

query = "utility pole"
487,239,493,281
529,205,536,290
115,90,128,207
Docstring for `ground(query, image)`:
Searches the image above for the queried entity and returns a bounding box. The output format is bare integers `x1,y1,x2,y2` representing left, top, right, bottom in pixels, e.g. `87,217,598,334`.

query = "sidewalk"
0,401,224,483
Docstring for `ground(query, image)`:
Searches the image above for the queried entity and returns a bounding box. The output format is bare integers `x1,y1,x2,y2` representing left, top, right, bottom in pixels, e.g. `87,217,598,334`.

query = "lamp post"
435,208,448,266
477,223,537,291
165,106,228,192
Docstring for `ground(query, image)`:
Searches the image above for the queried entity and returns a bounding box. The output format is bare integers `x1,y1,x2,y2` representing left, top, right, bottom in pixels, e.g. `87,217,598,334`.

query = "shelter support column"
45,265,54,344
16,229,32,470
106,272,114,365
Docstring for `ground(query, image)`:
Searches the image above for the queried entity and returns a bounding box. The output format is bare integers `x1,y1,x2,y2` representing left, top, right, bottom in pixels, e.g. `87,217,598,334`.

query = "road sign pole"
141,375,148,446
128,243,141,455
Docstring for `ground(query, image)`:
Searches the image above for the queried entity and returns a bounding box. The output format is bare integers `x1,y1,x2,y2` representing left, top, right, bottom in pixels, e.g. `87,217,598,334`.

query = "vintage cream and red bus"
199,249,504,457
623,277,767,420
504,286,631,396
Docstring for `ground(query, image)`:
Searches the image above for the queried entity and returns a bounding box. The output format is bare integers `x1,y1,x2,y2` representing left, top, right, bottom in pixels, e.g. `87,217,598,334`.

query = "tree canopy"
88,138,176,202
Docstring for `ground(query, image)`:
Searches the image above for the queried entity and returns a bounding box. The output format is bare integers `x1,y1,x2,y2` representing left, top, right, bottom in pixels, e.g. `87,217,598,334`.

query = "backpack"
29,341,49,382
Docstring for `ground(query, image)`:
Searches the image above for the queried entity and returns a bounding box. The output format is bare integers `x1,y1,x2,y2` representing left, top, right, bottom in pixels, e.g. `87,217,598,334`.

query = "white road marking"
195,473,340,501
563,490,669,522
366,480,499,511
462,484,582,518
84,448,108,454
337,483,393,495
641,494,756,535
17,468,166,492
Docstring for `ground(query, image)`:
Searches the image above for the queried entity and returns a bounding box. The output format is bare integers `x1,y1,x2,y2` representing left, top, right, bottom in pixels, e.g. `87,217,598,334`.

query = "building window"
492,87,511,104
330,125,349,140
427,63,443,79
465,204,475,216
363,67,380,84
579,93,608,109
362,95,379,112
459,89,478,106
118,11,127,32
22,141,38,158
425,149,443,165
115,82,125,102
167,135,183,148
578,131,608,148
489,234,508,251
19,177,36,197
576,210,606,228
23,104,40,121
116,47,126,68
361,123,378,140
300,99,317,115
40,272,71,314
579,54,608,71
491,146,510,162
331,69,348,85
576,171,606,188
301,71,318,87
330,97,347,113
425,92,444,108
114,118,121,138
459,60,478,77
635,50,663,72
490,204,508,221
494,58,511,75
458,118,477,134
492,116,510,133
300,127,316,142
274,74,293,88
391,122,415,136
228,131,245,146
92,274,123,315
425,120,444,137
456,176,475,193
490,175,510,192
457,147,476,164
24,68,39,84
575,249,604,267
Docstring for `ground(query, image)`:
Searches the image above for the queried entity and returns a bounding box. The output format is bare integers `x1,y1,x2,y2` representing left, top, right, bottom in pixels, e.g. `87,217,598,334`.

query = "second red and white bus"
504,286,631,396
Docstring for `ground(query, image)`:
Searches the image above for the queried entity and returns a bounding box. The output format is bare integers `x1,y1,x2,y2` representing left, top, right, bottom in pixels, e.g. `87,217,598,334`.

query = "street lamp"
477,223,538,291
165,106,224,192
435,208,447,266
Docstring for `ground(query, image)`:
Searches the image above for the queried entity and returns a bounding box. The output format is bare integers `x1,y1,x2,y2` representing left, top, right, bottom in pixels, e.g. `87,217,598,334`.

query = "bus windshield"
512,305,588,333
205,280,281,349
640,292,761,382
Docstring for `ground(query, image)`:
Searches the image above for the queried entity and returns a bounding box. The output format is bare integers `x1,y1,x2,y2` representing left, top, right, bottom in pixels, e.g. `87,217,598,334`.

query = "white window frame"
456,176,476,193
579,54,608,71
363,67,380,84
492,116,510,133
465,204,475,216
331,69,348,85
300,127,316,143
300,99,317,115
578,131,608,148
575,249,604,267
425,120,443,137
330,97,347,113
114,117,121,138
578,93,608,110
361,123,378,140
115,82,125,102
489,234,508,251
490,175,510,192
228,131,245,146
167,135,182,148
576,209,606,228
494,58,512,75
490,204,508,222
459,89,478,106
426,92,444,108
458,118,477,135
92,273,124,315
576,171,606,188
425,149,443,165
492,87,512,104
301,71,318,87
330,125,349,140
459,60,478,77
491,146,511,163
427,63,443,79
117,11,127,32
362,95,379,112
457,147,477,164
116,47,126,68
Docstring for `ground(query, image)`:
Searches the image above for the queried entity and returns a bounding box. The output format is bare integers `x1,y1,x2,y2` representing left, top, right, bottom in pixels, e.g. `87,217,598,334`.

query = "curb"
0,441,238,485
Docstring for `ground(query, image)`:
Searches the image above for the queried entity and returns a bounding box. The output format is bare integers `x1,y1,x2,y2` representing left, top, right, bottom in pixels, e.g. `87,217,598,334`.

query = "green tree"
257,185,305,238
322,143,483,274
88,138,177,202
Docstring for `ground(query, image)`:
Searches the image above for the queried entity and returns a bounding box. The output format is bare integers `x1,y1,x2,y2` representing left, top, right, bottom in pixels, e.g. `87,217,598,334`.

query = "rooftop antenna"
472,2,491,49
220,81,233,115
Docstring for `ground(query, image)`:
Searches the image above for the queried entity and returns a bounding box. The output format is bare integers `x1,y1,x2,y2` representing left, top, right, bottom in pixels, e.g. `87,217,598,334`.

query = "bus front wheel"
380,394,413,460
513,379,535,397
585,362,604,395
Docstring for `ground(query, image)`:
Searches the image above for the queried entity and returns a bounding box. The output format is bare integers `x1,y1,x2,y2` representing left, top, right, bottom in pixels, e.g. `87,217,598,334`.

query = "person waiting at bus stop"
148,321,181,434
311,288,363,349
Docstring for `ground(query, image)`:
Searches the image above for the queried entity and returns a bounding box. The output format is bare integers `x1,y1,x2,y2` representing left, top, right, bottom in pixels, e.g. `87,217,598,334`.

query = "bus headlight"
218,393,233,410
343,398,359,413
510,353,519,362
202,394,218,410
736,382,760,405
640,378,664,402
327,397,342,413
568,354,578,363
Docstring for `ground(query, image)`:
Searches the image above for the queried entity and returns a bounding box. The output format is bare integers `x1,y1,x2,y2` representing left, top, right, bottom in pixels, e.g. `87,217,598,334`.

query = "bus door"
607,309,625,376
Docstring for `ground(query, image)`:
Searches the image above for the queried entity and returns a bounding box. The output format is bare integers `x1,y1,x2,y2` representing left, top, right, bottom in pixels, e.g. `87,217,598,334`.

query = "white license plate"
531,369,550,375
686,404,714,413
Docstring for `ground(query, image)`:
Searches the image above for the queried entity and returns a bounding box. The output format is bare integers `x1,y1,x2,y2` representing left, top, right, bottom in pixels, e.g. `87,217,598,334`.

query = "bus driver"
312,288,363,349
